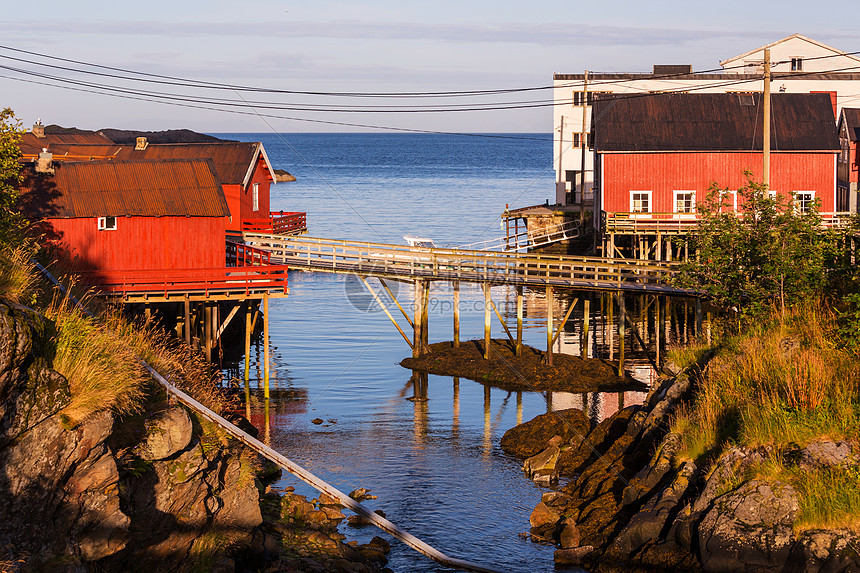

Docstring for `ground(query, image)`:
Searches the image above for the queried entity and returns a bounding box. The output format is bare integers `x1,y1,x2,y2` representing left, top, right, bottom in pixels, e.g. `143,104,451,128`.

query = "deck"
242,233,699,296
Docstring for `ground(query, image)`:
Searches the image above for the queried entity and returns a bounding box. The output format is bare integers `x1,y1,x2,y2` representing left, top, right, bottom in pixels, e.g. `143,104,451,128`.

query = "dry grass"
670,303,860,531
0,243,37,304
45,294,233,426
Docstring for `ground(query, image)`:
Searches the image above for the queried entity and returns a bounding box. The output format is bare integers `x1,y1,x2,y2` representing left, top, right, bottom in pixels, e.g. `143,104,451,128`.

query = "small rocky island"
400,339,646,392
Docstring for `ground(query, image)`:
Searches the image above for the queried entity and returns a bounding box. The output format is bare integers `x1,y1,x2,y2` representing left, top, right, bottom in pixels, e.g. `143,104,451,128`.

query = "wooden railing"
243,233,691,293
242,211,307,235
603,211,855,233
226,241,272,266
77,266,289,297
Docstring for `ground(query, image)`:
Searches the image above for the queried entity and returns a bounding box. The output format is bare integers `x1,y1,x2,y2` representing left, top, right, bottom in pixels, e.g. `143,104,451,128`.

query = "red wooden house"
593,93,841,238
114,141,304,235
20,158,231,272
837,108,860,213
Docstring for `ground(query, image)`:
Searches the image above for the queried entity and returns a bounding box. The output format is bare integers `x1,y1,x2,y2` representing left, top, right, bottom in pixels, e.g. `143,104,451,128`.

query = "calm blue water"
215,132,646,573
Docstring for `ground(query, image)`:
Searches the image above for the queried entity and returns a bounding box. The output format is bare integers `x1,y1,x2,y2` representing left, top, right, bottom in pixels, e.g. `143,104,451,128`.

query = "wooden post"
144,302,151,324
582,296,590,358
546,285,554,366
707,310,713,345
413,281,423,358
617,292,626,377
203,303,211,362
763,48,771,188
453,280,460,348
656,296,662,371
244,300,252,383
184,295,191,348
516,286,523,357
608,292,615,361
483,283,491,360
516,391,523,426
263,293,270,400
422,281,430,351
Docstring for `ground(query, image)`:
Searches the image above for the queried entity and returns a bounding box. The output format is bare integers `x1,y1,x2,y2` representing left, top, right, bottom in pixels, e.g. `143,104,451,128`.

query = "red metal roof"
593,92,840,153
114,142,267,186
21,143,123,161
19,159,230,219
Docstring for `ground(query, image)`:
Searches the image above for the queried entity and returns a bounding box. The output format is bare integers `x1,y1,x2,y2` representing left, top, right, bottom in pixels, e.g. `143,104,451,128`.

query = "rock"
369,536,391,554
557,517,581,549
501,408,591,458
533,470,558,487
622,432,681,507
556,406,638,477
800,440,857,469
348,487,377,501
211,557,236,573
529,502,561,537
791,529,860,571
311,418,324,425
136,406,192,461
347,509,386,526
542,491,574,508
274,169,296,182
698,479,799,572
523,445,560,477
554,545,594,567
548,435,564,448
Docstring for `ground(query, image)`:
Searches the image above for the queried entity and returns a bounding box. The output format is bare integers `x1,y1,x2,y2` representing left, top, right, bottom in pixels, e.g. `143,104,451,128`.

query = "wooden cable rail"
76,266,289,297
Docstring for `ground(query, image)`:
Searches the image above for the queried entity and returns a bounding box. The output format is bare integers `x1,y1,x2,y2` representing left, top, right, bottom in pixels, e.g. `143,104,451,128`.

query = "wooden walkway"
242,233,699,297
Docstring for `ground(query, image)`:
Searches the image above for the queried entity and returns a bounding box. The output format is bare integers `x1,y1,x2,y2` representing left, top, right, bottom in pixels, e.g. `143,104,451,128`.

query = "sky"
1,0,856,134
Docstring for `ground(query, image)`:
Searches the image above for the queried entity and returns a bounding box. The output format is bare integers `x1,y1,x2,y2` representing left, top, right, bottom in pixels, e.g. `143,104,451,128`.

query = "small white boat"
403,235,436,248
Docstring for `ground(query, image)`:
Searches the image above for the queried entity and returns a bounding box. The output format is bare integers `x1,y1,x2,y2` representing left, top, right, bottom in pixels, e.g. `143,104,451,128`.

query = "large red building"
594,92,841,218
20,158,230,273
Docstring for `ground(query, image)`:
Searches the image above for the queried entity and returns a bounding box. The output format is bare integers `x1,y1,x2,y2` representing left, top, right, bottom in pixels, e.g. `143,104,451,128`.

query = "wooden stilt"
516,286,523,357
244,300,252,383
144,302,151,324
263,293,270,400
360,277,414,349
413,281,423,358
695,298,703,340
203,303,211,362
483,283,491,360
582,296,590,358
422,281,430,351
453,280,460,348
608,292,615,361
656,296,662,371
617,292,626,377
184,295,191,348
546,286,554,366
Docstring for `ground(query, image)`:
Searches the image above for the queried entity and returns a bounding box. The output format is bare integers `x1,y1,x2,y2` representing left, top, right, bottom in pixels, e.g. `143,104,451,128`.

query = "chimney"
32,118,45,138
36,148,54,174
135,137,148,150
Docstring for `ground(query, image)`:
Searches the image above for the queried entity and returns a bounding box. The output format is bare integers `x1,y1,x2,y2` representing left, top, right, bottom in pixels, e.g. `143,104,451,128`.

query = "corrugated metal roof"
114,142,263,185
593,92,840,152
19,159,230,218
841,108,860,141
21,143,124,161
19,131,115,156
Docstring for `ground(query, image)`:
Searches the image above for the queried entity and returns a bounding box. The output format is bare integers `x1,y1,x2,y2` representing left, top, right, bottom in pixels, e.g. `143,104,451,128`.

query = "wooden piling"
263,293,270,400
453,280,460,348
244,300,252,383
546,285,554,367
413,281,423,358
422,281,430,351
516,286,523,357
483,283,491,360
617,292,626,377
582,296,590,358
184,295,191,349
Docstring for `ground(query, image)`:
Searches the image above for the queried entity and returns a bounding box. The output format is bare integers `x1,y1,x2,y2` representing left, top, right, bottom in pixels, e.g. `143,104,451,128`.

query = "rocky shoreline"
0,300,391,572
502,359,860,572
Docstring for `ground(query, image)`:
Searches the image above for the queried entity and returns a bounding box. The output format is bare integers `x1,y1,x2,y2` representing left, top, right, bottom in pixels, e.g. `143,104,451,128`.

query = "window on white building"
791,57,803,71
97,216,117,231
573,91,612,106
572,132,591,148
252,183,259,211
630,191,651,213
674,191,695,213
794,191,815,214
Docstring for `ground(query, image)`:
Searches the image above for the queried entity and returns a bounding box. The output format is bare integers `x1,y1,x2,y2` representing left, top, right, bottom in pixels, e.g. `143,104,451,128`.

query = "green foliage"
0,108,26,247
674,173,846,320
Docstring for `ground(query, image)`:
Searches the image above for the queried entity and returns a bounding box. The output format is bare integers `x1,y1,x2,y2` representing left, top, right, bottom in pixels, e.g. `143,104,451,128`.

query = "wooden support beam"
213,302,242,345
550,297,579,349
617,292,626,376
608,292,615,361
379,278,413,328
516,286,523,357
483,283,491,360
360,276,414,349
656,296,662,371
546,286,554,366
422,281,430,351
244,300,252,383
489,299,516,346
413,281,422,358
453,280,460,348
582,296,590,358
203,303,211,362
184,295,191,348
263,293,270,400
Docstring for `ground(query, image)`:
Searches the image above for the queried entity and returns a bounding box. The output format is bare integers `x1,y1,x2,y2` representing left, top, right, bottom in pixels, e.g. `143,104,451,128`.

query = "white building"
552,34,860,208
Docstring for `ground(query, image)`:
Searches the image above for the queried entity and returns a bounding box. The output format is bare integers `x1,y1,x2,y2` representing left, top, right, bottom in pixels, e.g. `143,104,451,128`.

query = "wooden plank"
453,280,460,348
483,283,491,360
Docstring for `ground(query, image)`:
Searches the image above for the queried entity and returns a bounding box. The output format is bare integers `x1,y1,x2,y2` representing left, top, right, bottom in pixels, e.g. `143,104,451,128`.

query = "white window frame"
252,183,260,212
794,190,815,214
97,216,117,231
673,190,696,215
791,57,803,71
629,190,652,216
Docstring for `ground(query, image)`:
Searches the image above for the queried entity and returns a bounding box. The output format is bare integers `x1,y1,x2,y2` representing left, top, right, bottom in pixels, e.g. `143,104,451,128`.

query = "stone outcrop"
507,355,860,572
0,300,390,572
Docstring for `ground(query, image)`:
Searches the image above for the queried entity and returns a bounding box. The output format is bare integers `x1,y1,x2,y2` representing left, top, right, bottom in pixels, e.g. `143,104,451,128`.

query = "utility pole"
763,48,771,188
580,71,589,223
